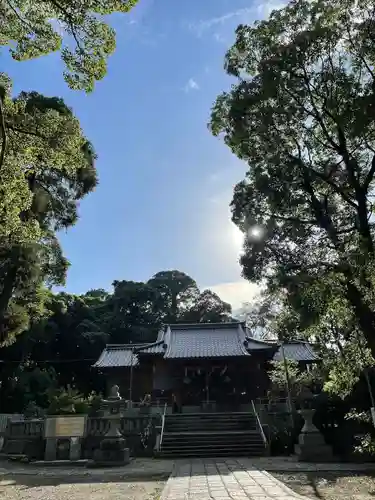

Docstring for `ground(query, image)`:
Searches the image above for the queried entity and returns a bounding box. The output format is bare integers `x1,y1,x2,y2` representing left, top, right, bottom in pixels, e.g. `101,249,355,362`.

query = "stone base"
92,437,130,467
87,457,131,468
33,459,88,467
296,431,334,462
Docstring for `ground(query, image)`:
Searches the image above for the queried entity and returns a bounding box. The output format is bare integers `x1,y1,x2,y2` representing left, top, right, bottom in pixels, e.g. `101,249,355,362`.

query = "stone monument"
295,391,333,462
91,385,130,467
44,415,86,462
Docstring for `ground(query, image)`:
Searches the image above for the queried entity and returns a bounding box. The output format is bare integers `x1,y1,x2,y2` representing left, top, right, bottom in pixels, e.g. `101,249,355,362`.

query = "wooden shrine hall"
93,322,318,412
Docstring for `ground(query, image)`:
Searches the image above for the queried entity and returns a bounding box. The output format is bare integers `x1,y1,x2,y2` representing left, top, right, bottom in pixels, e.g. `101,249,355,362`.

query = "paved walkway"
162,459,308,500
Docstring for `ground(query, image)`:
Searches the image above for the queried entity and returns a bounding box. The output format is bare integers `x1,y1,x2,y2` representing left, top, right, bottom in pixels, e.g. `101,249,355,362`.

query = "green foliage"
47,386,90,415
181,289,232,324
1,0,138,92
147,270,200,323
0,269,234,412
87,392,104,416
210,0,375,358
0,83,97,240
0,79,97,345
266,412,304,455
324,333,374,399
23,400,46,419
3,365,58,412
269,359,323,401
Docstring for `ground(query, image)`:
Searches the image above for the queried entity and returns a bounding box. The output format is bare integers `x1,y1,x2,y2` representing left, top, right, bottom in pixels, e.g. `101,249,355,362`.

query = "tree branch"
45,0,86,55
6,0,49,38
0,96,7,171
286,147,358,209
273,214,316,225
363,154,375,192
310,167,358,209
6,123,47,140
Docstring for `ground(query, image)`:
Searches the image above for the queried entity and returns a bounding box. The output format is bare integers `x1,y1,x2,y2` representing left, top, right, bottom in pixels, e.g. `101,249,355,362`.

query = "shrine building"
93,322,318,412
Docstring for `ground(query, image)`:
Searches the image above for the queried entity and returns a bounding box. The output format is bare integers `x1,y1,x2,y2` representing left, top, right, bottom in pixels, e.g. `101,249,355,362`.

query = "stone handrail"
251,400,267,447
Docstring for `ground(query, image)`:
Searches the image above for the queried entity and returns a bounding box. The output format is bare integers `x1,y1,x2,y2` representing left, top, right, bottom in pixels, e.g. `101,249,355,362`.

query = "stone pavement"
242,455,375,471
0,458,174,479
162,459,309,500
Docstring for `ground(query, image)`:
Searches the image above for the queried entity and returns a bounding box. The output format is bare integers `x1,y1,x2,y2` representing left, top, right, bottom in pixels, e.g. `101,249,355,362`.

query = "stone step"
165,412,254,417
161,436,264,443
159,448,265,457
160,411,266,458
161,442,265,450
164,425,257,432
163,430,260,435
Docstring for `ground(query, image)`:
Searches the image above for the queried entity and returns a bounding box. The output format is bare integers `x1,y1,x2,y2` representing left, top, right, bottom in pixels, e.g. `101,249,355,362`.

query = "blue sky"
3,0,280,309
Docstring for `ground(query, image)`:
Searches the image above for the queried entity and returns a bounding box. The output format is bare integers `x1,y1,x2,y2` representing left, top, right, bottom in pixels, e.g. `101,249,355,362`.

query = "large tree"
147,270,199,323
0,82,97,344
210,0,375,357
108,280,162,343
181,289,232,324
1,0,138,92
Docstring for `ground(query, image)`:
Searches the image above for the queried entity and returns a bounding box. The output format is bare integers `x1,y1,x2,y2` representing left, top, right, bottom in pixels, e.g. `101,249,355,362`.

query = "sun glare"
247,225,264,241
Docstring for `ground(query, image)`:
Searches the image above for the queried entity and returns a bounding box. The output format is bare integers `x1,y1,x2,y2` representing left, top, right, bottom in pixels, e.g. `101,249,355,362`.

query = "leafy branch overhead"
0,77,97,241
210,0,375,357
1,0,138,92
0,76,98,345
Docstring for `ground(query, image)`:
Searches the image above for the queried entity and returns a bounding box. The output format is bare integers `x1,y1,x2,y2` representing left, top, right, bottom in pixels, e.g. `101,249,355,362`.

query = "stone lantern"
295,388,333,462
92,385,130,466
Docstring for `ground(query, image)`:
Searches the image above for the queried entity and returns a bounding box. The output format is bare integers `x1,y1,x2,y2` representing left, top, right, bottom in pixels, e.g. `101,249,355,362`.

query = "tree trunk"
344,278,375,359
356,187,374,255
170,294,178,324
0,247,20,343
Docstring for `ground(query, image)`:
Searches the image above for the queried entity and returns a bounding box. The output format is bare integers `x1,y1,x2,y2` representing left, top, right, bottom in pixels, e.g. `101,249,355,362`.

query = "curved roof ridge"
245,335,276,346
104,343,145,350
236,323,252,356
167,321,245,330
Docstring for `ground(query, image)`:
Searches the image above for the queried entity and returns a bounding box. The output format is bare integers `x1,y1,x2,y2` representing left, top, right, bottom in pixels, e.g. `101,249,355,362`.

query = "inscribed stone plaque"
45,416,86,438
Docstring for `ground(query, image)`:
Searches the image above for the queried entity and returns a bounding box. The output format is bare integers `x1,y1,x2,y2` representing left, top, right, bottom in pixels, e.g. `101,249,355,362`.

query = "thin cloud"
189,8,253,37
184,78,200,92
188,2,287,39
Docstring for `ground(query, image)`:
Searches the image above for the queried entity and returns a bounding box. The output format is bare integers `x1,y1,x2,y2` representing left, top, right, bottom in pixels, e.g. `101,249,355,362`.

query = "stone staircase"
159,412,267,457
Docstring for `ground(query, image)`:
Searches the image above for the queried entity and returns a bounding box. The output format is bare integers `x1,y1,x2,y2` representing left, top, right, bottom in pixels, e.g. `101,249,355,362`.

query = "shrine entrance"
178,362,247,410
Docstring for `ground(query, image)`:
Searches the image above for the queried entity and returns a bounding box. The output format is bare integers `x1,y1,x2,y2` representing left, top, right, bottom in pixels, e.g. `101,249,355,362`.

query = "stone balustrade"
3,412,161,462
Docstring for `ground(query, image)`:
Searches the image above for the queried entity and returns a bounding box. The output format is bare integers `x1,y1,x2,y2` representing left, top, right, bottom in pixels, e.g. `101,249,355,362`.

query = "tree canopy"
0,269,233,412
0,79,97,345
1,0,138,92
210,0,375,358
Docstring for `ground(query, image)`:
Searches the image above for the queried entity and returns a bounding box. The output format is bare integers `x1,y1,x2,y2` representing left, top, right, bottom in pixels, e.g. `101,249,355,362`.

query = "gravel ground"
0,476,165,500
273,471,375,500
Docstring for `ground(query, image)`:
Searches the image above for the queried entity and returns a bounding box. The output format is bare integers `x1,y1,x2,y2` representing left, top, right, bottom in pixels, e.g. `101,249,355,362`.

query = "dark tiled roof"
164,322,250,359
93,323,318,367
93,344,142,368
244,336,277,351
136,340,165,355
273,342,319,362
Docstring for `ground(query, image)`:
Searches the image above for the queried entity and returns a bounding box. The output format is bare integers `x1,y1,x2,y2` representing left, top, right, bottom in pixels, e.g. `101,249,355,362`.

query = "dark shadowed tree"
182,289,232,323
210,0,375,357
147,270,199,323
108,280,162,343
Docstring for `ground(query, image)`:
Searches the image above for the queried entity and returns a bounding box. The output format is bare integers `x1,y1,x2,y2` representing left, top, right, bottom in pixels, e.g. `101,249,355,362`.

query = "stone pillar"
44,438,57,461
295,409,333,462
